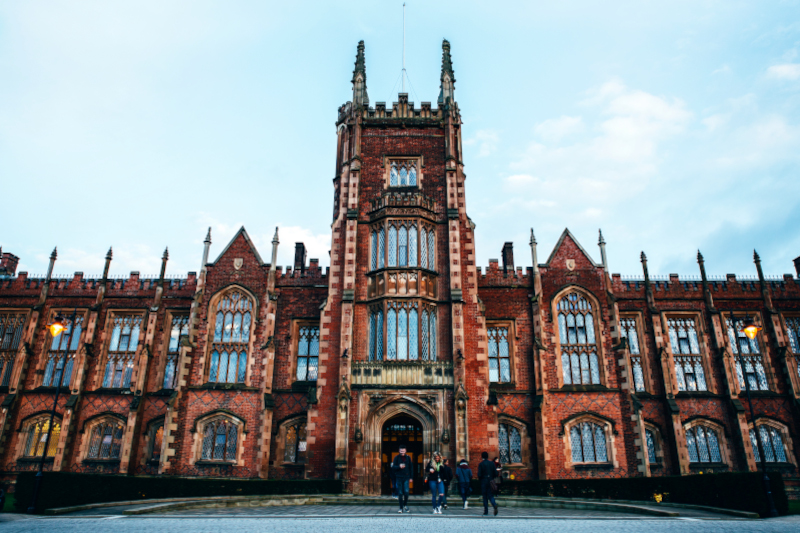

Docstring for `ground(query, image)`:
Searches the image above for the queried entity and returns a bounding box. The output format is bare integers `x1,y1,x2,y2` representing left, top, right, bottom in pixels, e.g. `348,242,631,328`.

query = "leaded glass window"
43,314,84,388
668,318,708,392
398,226,408,266
420,229,428,269
498,423,522,464
0,312,25,387
200,418,238,462
102,314,143,389
296,326,320,381
488,326,511,383
87,419,125,460
371,302,434,361
388,226,397,267
284,420,307,464
373,222,434,273
685,425,722,463
750,425,788,463
23,417,60,458
620,317,644,392
371,230,378,270
570,421,608,463
408,225,417,267
163,314,189,390
378,228,385,269
389,161,418,187
558,293,600,385
727,317,769,391
149,421,164,462
428,229,435,271
787,317,800,382
208,291,253,384
645,428,658,464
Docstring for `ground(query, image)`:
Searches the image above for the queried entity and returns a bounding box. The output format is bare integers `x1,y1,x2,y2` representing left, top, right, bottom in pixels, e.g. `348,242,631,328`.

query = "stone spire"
598,229,607,269
697,250,716,312
158,247,169,287
45,247,57,284
438,39,456,105
102,247,113,282
201,227,212,271
641,252,656,312
352,40,369,108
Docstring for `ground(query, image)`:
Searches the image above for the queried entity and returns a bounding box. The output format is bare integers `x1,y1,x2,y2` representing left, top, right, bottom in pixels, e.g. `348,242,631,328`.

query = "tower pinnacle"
438,39,456,105
352,40,369,107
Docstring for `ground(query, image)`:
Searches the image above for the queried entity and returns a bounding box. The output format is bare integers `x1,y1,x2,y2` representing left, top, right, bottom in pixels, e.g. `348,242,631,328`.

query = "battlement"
610,272,799,296
0,270,198,294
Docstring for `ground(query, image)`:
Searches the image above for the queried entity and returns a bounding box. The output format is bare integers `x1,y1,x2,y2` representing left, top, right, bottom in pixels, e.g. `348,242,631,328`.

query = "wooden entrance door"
381,416,424,495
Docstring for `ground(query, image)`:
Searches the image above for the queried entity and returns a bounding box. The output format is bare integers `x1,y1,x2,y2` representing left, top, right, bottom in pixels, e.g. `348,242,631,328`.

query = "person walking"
478,451,499,516
391,445,413,513
441,458,453,509
425,451,446,514
455,458,473,509
492,456,503,492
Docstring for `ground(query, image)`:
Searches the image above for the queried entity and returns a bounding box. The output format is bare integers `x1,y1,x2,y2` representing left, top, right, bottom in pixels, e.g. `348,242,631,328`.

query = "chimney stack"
0,251,19,276
294,243,307,273
502,242,514,274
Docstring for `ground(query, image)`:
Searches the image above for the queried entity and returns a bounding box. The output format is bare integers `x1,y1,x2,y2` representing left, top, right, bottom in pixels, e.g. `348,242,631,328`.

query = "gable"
211,226,265,269
544,229,599,269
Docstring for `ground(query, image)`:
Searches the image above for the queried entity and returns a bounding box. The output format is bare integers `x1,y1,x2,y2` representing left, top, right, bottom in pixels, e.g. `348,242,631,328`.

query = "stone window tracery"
685,424,722,464
786,317,800,381
370,222,435,272
389,160,418,187
103,314,143,389
727,316,769,391
569,420,609,463
43,313,84,388
369,302,436,361
667,317,708,392
163,313,189,390
749,423,789,464
208,290,253,384
86,418,125,460
0,312,25,387
22,416,61,458
200,417,238,462
487,326,511,383
295,325,319,381
498,422,522,464
557,292,600,385
619,317,645,392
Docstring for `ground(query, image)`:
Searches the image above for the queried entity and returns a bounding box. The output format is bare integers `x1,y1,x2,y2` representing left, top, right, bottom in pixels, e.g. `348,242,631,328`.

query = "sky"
1,1,799,279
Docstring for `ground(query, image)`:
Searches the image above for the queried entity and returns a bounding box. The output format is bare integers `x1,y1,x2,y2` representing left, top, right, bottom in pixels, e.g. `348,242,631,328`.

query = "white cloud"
712,65,731,75
534,116,584,142
766,64,800,80
702,114,729,131
465,129,500,157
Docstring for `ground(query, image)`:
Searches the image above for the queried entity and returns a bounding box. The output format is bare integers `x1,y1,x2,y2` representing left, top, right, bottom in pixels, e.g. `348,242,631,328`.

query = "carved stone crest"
566,259,576,271
233,258,244,270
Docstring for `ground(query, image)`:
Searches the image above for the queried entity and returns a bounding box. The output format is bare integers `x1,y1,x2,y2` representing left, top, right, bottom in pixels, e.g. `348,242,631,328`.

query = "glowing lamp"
740,316,762,341
48,315,66,338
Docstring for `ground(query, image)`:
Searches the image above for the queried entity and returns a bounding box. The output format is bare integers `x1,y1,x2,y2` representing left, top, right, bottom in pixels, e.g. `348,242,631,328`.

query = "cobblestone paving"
1,517,799,533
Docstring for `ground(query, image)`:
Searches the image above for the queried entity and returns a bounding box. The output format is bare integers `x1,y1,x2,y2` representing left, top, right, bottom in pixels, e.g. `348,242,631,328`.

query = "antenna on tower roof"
402,2,406,93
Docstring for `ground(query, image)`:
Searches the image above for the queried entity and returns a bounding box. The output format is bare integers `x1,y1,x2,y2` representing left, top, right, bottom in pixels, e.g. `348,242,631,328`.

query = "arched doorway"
381,415,424,495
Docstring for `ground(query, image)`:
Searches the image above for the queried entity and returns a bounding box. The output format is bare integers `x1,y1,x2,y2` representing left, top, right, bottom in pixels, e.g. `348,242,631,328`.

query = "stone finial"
162,247,169,261
102,246,114,281
438,39,456,105
106,247,113,260
530,228,537,246
50,247,58,260
753,249,761,263
598,229,605,245
697,250,704,263
352,40,369,107
598,229,608,269
204,227,212,244
640,251,647,263
272,226,280,245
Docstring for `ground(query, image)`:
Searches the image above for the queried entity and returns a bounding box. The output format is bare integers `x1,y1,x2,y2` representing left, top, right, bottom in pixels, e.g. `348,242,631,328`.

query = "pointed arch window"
667,317,708,392
389,160,418,187
685,424,722,463
284,420,307,464
163,314,189,390
43,314,84,388
749,424,788,464
727,316,769,391
200,417,238,462
0,312,26,387
86,418,125,460
208,290,253,384
23,416,61,458
488,326,511,383
619,317,645,392
295,326,319,381
569,421,609,463
498,423,522,464
557,292,600,385
786,317,800,381
103,314,143,389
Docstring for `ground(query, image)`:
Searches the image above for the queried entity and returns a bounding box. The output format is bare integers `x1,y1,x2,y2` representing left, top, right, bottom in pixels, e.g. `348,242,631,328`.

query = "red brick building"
1,41,799,495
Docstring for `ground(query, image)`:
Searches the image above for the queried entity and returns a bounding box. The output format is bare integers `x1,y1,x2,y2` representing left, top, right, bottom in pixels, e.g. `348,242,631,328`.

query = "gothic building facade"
1,41,799,495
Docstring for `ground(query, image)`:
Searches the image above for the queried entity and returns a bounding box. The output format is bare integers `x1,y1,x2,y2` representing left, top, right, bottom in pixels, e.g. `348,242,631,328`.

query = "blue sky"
1,1,799,279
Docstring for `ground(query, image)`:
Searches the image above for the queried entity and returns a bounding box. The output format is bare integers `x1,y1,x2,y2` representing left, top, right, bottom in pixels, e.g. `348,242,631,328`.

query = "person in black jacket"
477,451,499,516
390,445,413,513
455,459,472,509
440,458,453,509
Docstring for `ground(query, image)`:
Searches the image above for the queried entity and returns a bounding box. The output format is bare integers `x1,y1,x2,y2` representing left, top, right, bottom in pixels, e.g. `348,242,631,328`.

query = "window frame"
780,314,800,388
563,415,616,468
663,312,714,394
723,312,773,393
277,417,308,466
486,320,516,385
619,313,649,393
0,309,29,389
290,320,320,384
192,413,245,466
159,310,190,391
17,414,62,461
382,156,423,190
81,415,127,463
145,418,165,465
204,286,258,386
497,417,527,467
747,418,797,467
682,419,730,467
99,310,146,390
552,288,606,388
368,300,437,361
643,423,664,467
40,308,88,390
369,220,436,273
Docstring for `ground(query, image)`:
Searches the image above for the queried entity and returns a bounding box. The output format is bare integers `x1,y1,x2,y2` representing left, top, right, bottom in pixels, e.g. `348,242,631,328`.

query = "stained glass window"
201,418,238,462
208,291,252,384
488,326,511,383
727,317,769,391
43,314,84,388
163,314,189,390
645,428,657,463
558,293,600,385
570,421,608,463
284,420,308,464
87,419,125,460
750,425,788,463
499,423,522,464
685,425,722,463
23,417,61,458
296,326,320,381
0,312,25,387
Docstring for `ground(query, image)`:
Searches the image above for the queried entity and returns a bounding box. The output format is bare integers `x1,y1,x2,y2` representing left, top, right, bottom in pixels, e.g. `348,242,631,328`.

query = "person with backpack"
391,445,413,513
424,451,446,514
455,458,473,509
478,451,499,516
440,458,453,509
